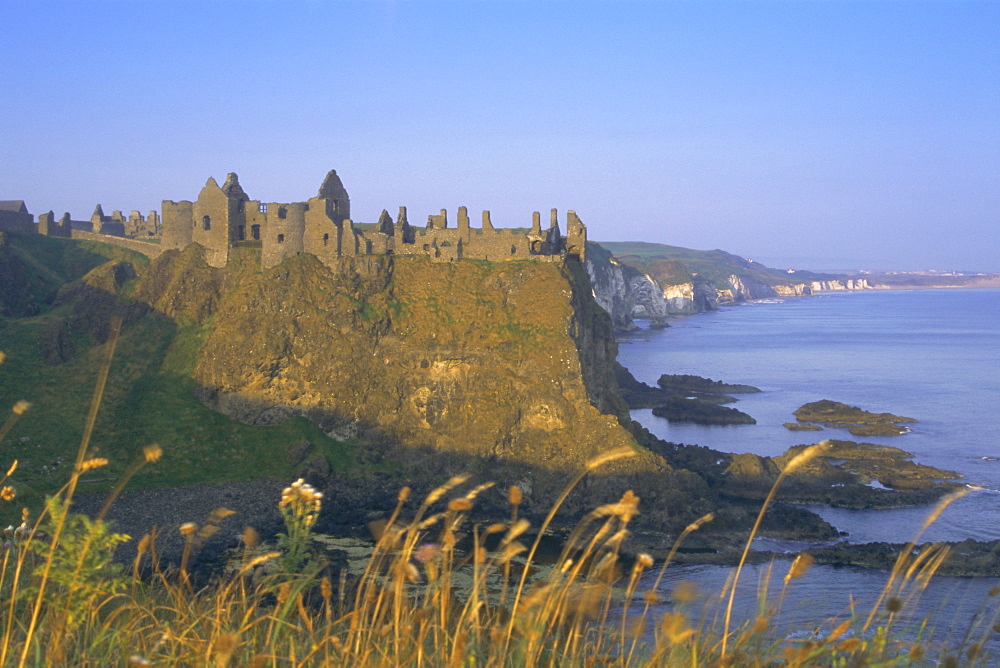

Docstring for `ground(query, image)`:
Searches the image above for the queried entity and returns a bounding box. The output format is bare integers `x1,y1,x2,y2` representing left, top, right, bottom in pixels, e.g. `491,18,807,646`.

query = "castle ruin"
159,170,587,268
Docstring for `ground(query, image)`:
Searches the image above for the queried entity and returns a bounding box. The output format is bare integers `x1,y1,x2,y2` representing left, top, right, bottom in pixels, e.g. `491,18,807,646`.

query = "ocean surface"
616,288,1000,651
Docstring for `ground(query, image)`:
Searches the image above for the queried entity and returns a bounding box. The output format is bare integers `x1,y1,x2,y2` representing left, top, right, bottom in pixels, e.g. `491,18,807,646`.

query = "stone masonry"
159,170,587,269
31,170,587,268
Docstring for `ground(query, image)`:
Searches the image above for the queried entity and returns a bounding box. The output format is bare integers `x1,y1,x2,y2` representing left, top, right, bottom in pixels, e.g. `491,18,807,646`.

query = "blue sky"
2,1,998,272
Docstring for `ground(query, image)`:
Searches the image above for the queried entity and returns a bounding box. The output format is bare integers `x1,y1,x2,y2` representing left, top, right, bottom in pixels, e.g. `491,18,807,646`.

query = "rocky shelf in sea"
788,399,917,436
615,364,758,425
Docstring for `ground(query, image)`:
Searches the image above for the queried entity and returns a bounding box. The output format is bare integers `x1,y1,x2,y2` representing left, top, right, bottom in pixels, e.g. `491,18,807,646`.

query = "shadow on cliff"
3,239,838,580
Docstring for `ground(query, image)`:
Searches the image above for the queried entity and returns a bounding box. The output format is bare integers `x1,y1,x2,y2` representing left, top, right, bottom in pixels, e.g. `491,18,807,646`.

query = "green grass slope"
596,240,836,288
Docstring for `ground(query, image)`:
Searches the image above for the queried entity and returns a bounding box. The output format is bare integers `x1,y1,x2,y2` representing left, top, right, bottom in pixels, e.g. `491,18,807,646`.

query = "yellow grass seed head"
214,633,238,665
909,643,925,660
143,444,163,463
80,457,109,472
485,522,506,534
782,440,833,474
921,486,976,532
242,526,260,549
686,512,715,533
5,460,16,477
508,485,523,506
828,619,852,642
0,486,15,502
397,486,411,502
179,522,198,537
137,533,151,555
463,481,495,501
660,611,696,644
752,616,770,634
0,351,5,365
637,553,654,569
586,446,637,471
425,474,471,506
447,497,473,512
11,400,31,416
783,553,814,584
838,638,864,653
617,490,640,522
504,518,530,543
321,576,333,600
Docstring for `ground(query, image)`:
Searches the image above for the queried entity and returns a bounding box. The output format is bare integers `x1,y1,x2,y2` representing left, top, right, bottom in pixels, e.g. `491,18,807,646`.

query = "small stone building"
0,201,35,233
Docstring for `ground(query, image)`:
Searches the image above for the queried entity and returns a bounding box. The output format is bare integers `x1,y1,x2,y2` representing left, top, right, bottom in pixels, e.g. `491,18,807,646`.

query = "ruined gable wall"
565,210,587,261
261,203,306,269
0,208,34,234
302,198,340,265
191,181,232,268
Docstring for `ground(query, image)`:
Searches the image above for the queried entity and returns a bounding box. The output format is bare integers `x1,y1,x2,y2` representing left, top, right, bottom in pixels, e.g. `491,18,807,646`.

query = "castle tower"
317,170,350,222
565,210,587,262
190,174,249,268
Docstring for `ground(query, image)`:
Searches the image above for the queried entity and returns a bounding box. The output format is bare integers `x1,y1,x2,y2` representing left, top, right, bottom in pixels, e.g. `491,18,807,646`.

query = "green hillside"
596,240,836,288
0,231,359,524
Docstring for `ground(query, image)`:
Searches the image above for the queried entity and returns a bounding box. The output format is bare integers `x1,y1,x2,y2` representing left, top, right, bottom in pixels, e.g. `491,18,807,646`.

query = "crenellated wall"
157,170,587,270
34,169,588,271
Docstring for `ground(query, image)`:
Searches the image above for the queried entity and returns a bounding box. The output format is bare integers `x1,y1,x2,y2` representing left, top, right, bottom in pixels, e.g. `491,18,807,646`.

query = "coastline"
616,287,1000,574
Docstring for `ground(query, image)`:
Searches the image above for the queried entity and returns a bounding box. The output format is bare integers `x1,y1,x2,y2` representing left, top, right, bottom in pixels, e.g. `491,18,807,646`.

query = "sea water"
616,288,1000,651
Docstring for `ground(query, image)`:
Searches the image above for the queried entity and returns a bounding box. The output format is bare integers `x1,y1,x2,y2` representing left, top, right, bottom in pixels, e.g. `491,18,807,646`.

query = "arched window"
277,234,285,244
202,216,211,230
251,225,260,240
278,207,287,219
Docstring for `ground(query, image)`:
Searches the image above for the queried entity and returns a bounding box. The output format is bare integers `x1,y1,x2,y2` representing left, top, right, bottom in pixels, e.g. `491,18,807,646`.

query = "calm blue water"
619,288,1000,544
616,289,1000,653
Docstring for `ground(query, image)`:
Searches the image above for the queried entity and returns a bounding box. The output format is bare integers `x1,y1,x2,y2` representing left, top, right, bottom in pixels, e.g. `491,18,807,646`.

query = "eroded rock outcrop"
585,243,667,329
136,246,664,505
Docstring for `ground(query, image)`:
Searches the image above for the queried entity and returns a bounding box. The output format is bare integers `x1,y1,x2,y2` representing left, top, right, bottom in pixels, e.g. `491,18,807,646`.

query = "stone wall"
158,170,587,270
69,229,165,259
37,170,588,272
0,201,35,233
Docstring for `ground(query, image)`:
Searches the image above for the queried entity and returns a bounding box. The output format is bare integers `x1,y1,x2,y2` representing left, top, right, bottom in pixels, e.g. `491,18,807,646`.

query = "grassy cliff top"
595,240,837,288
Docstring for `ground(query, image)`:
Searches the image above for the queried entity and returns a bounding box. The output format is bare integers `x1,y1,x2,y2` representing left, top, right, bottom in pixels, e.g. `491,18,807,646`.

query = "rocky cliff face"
136,246,661,501
584,243,667,329
772,278,873,296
